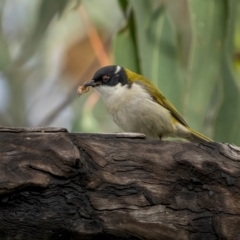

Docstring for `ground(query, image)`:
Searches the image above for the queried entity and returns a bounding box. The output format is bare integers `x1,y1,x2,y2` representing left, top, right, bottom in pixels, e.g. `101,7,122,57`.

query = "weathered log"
0,127,240,240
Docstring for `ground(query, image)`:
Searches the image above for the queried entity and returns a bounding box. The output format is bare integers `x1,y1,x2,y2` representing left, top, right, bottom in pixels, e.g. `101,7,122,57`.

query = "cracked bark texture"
0,127,240,240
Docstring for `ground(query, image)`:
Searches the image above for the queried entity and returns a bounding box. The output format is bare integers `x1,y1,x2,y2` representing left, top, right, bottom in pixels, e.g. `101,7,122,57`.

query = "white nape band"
115,66,121,74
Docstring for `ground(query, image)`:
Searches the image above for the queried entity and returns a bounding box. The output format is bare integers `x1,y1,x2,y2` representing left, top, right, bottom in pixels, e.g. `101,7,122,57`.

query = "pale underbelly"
107,99,175,139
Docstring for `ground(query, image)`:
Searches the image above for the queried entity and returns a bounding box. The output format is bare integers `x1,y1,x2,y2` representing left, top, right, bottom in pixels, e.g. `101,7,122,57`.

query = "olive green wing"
159,95,189,127
128,73,189,127
124,68,189,127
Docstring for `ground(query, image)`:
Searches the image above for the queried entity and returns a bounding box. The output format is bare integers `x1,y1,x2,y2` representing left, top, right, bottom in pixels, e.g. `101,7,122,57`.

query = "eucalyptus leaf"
184,0,227,136
114,11,140,72
214,0,240,144
126,0,185,113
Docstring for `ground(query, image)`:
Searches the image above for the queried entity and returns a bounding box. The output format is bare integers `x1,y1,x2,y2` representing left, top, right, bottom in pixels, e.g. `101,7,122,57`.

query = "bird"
79,65,212,143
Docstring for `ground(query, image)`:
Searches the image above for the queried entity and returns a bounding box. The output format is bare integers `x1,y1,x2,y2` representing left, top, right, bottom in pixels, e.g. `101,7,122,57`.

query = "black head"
84,65,128,88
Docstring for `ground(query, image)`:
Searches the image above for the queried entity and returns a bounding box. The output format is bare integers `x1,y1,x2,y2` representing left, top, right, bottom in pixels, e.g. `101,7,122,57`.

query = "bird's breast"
95,83,174,138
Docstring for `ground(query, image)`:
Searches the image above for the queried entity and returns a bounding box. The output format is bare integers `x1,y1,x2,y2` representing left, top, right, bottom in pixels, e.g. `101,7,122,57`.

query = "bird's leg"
159,135,162,140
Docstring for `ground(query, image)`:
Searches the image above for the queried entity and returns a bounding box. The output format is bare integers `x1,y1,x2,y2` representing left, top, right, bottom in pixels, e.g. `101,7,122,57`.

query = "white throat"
94,82,152,110
95,83,123,101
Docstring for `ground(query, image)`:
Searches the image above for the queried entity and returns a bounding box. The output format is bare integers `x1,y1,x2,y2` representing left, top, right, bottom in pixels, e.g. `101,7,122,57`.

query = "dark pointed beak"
83,79,98,87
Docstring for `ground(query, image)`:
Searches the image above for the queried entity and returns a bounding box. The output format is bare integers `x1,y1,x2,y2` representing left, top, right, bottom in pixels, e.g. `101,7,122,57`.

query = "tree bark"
0,127,240,240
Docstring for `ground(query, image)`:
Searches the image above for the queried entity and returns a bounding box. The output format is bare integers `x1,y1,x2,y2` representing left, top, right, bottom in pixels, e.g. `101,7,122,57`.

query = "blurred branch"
82,91,99,117
38,34,111,126
37,57,98,126
38,4,114,127
79,5,111,66
14,0,76,67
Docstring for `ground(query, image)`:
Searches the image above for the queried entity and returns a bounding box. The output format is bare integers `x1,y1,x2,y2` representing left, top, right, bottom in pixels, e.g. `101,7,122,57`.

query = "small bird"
79,65,212,143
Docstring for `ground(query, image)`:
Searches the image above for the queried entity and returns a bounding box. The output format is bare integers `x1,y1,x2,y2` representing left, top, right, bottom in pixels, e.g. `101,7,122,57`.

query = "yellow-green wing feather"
125,69,189,127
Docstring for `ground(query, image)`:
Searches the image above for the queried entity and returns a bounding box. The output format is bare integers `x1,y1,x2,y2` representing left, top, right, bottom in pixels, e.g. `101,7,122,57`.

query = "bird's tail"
188,128,213,143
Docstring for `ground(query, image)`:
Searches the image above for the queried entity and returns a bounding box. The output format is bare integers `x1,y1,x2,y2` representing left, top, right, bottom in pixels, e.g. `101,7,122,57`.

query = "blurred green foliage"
0,0,77,127
114,0,240,144
0,0,240,145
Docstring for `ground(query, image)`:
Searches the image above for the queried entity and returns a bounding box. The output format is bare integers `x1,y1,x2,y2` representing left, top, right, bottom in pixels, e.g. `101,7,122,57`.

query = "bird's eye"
102,75,110,82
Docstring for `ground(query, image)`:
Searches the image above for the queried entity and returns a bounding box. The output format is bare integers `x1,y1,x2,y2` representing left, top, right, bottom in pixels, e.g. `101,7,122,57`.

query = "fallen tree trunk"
0,127,239,240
